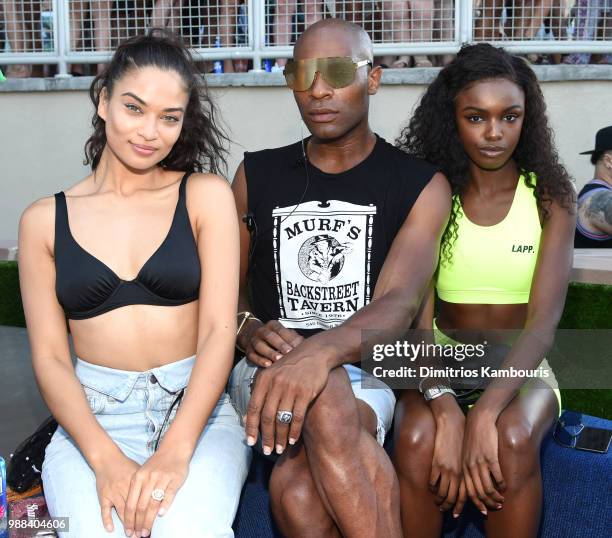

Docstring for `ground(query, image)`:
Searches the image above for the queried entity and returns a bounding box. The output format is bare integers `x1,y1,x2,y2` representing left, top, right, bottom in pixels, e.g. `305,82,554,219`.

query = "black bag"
7,416,58,492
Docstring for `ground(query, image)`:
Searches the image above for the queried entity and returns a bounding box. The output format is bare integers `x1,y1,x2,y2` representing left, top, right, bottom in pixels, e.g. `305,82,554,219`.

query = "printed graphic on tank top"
272,200,377,330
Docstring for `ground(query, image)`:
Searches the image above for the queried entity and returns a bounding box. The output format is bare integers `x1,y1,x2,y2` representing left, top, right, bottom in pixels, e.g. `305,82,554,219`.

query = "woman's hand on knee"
461,409,506,515
123,449,189,537
452,479,468,518
94,452,140,533
428,395,465,512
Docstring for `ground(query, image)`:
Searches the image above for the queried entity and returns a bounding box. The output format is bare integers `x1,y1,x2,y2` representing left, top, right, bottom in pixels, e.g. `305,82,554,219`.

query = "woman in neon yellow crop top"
393,44,575,537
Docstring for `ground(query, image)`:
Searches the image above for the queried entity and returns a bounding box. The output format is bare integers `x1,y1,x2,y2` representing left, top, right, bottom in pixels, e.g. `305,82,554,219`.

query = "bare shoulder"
545,195,577,226
411,171,452,215
19,196,56,250
426,171,452,197
20,196,55,229
186,172,233,201
21,174,93,234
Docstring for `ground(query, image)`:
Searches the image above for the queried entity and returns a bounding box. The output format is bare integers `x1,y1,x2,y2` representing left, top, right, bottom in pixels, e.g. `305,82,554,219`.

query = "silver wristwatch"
422,385,457,402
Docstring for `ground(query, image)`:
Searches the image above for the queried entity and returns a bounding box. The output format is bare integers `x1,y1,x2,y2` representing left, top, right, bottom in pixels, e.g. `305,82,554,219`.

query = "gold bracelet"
236,311,262,353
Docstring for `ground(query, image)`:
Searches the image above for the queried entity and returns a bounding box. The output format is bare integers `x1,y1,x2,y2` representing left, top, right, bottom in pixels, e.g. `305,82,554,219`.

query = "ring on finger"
151,488,165,502
276,410,293,424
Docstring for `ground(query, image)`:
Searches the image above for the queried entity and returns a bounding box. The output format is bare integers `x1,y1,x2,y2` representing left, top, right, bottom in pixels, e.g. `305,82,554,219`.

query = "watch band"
423,385,456,402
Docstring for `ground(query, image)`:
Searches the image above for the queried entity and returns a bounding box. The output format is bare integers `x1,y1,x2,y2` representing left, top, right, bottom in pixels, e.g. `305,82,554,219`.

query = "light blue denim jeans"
42,355,251,537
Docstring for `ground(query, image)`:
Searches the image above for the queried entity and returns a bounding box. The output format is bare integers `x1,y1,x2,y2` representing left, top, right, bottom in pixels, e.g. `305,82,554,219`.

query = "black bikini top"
54,172,200,320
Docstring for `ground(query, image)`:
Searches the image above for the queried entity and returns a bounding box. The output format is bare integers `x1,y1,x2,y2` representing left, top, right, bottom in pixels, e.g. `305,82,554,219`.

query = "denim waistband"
75,355,196,402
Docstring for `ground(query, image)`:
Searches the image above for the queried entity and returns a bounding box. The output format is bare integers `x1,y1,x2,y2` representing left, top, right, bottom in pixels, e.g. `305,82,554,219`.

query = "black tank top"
575,179,612,248
245,135,438,337
54,172,200,320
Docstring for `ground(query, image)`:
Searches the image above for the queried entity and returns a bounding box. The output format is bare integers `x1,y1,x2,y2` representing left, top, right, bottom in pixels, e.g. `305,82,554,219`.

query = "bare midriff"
69,301,199,370
436,300,528,344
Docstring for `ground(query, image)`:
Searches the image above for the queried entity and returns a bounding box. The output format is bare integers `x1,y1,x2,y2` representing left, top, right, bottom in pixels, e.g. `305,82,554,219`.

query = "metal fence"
1,1,611,75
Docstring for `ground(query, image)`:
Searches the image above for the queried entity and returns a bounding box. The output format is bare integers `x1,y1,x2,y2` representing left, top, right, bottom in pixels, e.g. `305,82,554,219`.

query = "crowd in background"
1,0,611,77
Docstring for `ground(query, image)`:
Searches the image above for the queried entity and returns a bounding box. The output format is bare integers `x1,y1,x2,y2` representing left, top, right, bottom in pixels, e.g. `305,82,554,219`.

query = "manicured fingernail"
125,531,132,537
275,354,282,360
497,504,502,510
276,444,284,454
453,513,459,519
142,531,150,538
282,346,292,353
105,525,112,532
264,361,272,367
289,438,296,445
159,507,166,516
263,445,272,455
247,436,255,446
481,510,488,516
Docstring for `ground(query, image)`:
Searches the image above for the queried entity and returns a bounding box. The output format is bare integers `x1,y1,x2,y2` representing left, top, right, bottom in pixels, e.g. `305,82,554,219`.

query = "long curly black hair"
396,43,574,264
84,30,228,175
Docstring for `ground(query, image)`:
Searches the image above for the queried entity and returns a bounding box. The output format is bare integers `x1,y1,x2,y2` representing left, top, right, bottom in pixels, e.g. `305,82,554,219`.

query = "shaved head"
294,18,373,62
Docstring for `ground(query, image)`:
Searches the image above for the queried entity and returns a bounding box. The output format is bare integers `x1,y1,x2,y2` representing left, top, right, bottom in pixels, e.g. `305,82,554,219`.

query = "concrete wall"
1,67,611,240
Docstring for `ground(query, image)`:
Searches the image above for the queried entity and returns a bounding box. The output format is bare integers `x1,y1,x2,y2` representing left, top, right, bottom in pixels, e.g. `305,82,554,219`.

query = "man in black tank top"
575,125,612,248
228,19,451,537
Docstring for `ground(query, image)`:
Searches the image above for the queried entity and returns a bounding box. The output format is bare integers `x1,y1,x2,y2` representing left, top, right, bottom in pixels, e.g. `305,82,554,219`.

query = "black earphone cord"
244,137,311,268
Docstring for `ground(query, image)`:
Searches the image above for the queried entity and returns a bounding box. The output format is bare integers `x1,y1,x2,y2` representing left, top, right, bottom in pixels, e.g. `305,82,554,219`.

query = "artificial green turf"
558,282,612,330
0,262,25,328
557,283,612,419
561,389,612,420
1,263,610,418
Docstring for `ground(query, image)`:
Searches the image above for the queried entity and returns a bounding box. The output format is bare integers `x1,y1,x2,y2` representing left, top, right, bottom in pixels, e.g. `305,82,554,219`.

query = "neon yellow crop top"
436,175,541,304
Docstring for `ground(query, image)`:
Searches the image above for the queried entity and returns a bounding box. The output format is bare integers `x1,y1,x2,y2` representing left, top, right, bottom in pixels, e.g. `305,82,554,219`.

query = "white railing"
1,1,611,76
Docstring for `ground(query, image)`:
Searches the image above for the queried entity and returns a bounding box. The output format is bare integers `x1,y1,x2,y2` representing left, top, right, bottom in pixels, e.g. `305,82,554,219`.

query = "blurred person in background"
408,0,435,66
379,0,411,67
2,0,32,77
151,0,182,33
435,0,454,66
273,0,323,68
114,1,149,43
564,0,612,64
475,1,551,40
575,125,612,247
476,0,569,63
70,0,112,74
220,0,249,72
380,0,435,67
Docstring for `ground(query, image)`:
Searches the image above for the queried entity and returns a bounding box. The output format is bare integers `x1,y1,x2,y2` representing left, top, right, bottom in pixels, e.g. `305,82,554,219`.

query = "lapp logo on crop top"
511,244,535,253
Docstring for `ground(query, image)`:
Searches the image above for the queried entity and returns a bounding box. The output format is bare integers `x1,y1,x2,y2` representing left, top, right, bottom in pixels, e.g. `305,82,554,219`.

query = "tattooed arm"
580,189,612,235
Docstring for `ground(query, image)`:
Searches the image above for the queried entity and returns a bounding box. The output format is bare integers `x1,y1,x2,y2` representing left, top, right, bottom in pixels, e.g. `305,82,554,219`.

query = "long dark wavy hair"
84,30,228,175
396,43,574,264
